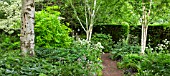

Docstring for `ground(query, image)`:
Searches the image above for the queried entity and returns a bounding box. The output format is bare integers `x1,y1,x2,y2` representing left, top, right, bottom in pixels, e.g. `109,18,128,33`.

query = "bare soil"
102,53,123,76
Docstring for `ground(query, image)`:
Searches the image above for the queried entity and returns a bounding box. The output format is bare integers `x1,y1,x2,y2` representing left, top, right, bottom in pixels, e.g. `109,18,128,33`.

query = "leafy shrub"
110,40,140,60
0,0,21,34
137,52,170,76
117,50,170,76
0,0,43,34
117,54,142,75
91,33,114,52
35,6,73,48
0,33,20,50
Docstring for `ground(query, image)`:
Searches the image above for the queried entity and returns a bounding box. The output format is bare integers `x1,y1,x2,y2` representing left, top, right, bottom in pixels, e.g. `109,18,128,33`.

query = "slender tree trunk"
20,0,35,56
86,31,89,41
88,24,93,41
141,0,152,54
87,0,96,41
141,5,146,54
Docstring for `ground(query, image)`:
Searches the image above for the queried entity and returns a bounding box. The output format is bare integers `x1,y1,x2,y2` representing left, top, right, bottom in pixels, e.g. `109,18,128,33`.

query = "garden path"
102,53,123,76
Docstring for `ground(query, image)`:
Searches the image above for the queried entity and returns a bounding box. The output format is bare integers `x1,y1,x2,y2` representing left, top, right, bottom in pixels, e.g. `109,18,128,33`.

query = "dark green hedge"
92,25,170,48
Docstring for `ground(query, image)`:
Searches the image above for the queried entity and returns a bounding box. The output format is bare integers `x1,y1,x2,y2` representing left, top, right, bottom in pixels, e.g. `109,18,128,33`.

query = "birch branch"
147,0,152,24
90,0,96,26
85,0,89,30
86,0,91,25
94,1,101,23
69,0,86,32
148,0,152,16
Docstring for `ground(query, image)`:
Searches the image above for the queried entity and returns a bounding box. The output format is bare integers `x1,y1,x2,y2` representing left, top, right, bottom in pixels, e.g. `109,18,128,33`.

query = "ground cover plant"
111,39,170,75
110,39,140,61
117,51,170,76
0,32,20,50
0,0,170,76
0,40,103,76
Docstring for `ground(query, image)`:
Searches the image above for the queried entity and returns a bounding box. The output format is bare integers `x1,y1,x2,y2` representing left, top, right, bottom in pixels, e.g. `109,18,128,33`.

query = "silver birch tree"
69,0,99,41
20,0,35,56
141,0,152,54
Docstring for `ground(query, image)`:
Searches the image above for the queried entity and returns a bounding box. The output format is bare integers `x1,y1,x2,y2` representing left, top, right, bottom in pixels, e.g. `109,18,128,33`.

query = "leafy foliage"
116,49,170,75
0,0,21,34
91,33,114,52
110,40,140,60
154,39,170,53
0,53,53,75
137,51,170,76
0,0,44,34
35,6,73,48
111,38,170,76
0,40,103,76
117,54,143,75
0,33,20,50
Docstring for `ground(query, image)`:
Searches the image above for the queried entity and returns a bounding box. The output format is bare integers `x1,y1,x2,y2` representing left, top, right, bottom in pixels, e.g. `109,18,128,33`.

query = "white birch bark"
141,0,152,54
141,5,145,54
69,0,98,41
20,0,35,56
88,0,96,41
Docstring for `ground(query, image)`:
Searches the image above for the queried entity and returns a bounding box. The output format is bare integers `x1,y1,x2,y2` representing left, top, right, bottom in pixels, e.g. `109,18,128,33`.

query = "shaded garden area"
0,0,170,76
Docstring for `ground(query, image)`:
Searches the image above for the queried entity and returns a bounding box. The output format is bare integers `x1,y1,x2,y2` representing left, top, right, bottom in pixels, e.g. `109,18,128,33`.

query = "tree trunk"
20,0,35,56
69,0,97,41
86,31,89,41
141,5,147,55
141,0,152,54
88,24,93,41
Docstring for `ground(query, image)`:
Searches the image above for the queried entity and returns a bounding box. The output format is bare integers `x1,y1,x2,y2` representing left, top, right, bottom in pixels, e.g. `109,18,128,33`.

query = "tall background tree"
20,0,35,56
68,0,99,41
140,0,170,54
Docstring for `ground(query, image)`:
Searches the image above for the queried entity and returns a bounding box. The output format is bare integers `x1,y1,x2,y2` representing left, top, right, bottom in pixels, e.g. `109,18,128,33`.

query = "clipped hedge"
93,25,170,47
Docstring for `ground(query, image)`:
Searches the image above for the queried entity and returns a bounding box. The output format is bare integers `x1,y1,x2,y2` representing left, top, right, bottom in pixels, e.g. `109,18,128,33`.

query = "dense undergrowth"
92,33,114,53
0,6,104,75
0,1,170,76
0,40,103,76
111,39,170,76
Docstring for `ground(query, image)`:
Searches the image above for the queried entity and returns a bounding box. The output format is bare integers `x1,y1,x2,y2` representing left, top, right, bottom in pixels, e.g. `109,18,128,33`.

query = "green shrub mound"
137,52,170,76
117,52,170,76
91,33,114,52
35,6,72,48
110,40,170,75
110,40,140,61
117,54,143,75
0,40,103,76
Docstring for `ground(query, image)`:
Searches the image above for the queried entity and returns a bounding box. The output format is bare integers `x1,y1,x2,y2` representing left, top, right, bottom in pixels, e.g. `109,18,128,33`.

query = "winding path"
102,53,123,76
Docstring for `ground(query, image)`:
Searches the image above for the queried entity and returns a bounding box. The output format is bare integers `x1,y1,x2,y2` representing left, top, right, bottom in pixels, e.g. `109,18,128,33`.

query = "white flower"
4,2,8,5
96,42,104,49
